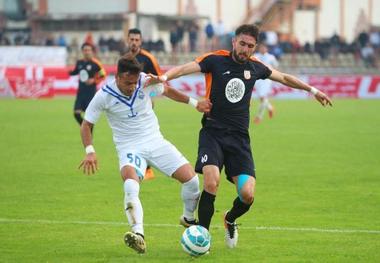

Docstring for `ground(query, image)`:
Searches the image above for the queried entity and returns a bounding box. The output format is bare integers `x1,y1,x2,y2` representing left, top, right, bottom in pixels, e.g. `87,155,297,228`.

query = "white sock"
181,175,200,220
257,98,269,119
124,179,144,235
267,101,273,111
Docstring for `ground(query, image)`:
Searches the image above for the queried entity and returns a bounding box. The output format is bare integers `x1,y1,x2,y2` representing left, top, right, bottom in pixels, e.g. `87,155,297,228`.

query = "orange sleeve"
141,49,162,75
195,50,230,63
92,58,106,84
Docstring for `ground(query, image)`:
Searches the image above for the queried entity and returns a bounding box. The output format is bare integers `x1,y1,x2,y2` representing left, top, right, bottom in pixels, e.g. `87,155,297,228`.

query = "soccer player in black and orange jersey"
125,28,162,180
126,28,162,76
153,24,332,249
70,43,106,130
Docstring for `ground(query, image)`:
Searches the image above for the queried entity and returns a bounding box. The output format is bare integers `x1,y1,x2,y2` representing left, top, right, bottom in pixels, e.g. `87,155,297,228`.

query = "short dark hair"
235,24,260,42
128,28,142,36
117,54,143,75
81,42,95,50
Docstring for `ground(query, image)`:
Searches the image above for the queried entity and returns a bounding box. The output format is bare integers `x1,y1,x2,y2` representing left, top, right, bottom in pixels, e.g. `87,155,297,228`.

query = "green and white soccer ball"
181,225,211,256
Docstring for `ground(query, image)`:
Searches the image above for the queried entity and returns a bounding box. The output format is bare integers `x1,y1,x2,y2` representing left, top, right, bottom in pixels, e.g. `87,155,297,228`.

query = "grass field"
0,97,379,262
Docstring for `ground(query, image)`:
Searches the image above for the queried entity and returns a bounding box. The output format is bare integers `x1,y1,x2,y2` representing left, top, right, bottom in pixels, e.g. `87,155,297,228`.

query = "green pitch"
0,98,379,262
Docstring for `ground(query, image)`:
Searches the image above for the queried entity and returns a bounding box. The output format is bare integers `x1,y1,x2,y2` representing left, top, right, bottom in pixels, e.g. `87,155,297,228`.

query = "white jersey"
254,52,278,97
254,52,278,69
84,72,165,148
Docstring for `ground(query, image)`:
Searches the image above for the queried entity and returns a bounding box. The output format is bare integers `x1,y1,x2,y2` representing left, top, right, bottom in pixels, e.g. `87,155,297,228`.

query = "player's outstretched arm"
269,69,333,107
78,120,98,175
162,85,212,113
149,61,202,82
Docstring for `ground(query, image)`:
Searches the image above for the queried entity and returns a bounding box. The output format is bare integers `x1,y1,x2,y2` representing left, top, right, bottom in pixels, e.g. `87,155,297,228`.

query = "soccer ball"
181,225,211,256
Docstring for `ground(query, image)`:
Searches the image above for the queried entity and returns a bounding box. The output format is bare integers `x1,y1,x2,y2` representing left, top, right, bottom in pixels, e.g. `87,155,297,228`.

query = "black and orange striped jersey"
195,50,271,133
136,49,162,75
70,58,106,94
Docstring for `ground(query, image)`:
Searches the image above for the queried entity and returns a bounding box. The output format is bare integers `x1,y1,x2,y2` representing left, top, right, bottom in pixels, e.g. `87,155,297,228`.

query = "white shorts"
116,137,189,179
255,79,272,97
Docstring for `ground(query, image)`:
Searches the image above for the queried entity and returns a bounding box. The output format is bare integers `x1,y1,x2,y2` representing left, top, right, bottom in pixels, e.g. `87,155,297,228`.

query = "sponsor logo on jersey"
225,78,245,103
79,69,89,82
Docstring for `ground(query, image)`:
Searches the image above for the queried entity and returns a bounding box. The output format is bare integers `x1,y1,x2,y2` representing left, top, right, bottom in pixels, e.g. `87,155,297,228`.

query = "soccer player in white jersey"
78,55,212,254
253,43,279,124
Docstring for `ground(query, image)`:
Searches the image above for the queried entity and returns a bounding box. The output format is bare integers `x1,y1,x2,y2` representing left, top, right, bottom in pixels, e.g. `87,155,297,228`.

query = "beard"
232,49,249,63
130,45,139,53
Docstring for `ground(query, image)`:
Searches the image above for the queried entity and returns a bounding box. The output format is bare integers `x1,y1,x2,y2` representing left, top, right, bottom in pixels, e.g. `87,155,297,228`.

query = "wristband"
85,145,95,154
309,86,319,95
188,97,198,108
160,75,168,81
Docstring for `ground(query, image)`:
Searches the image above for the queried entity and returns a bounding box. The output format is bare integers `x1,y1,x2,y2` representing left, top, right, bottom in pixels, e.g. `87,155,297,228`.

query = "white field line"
0,218,379,234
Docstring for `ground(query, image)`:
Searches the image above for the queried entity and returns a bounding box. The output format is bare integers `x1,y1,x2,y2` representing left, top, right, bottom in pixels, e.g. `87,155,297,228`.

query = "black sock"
74,112,83,125
226,197,253,223
198,190,216,230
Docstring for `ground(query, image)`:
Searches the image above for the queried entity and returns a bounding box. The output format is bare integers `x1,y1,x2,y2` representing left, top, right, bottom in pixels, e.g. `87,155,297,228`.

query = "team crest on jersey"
86,64,92,71
138,90,145,99
244,70,251,80
225,78,245,103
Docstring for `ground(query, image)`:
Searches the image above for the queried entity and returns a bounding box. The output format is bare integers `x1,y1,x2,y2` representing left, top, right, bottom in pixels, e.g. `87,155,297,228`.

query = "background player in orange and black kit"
125,28,162,180
70,42,106,130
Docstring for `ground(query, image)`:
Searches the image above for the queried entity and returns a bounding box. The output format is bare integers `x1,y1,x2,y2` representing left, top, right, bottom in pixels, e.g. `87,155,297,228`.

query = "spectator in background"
57,34,67,47
358,31,369,48
304,42,312,53
176,21,185,52
265,31,278,53
361,43,376,68
0,31,11,45
107,36,118,52
330,32,340,66
369,28,380,51
155,38,165,52
68,37,79,53
170,25,179,53
98,35,108,53
214,20,225,49
204,20,214,50
189,23,199,52
14,34,24,45
45,35,55,46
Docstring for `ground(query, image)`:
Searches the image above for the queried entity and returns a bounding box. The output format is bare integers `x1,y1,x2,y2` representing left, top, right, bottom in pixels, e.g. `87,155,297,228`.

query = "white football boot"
124,232,146,254
224,211,238,248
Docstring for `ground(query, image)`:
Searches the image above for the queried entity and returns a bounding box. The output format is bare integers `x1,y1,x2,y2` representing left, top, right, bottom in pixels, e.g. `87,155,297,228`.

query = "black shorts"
195,127,255,182
74,92,95,111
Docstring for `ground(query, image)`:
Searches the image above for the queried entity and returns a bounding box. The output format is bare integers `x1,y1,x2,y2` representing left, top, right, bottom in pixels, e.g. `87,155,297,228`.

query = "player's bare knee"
240,190,254,204
121,165,140,182
173,163,195,183
204,178,219,194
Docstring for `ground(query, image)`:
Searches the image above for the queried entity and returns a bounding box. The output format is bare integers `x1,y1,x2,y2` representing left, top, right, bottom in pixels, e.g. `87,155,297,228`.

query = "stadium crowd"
1,23,379,68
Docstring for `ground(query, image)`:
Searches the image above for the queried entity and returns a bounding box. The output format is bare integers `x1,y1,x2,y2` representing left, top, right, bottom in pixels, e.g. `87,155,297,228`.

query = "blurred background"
0,0,379,98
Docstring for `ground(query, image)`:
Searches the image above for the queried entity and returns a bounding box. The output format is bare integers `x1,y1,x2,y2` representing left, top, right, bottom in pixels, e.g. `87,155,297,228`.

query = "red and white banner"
0,46,67,67
1,66,380,99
